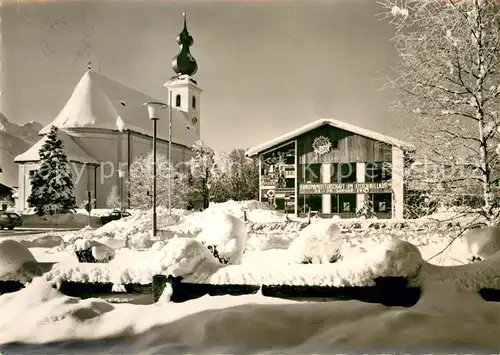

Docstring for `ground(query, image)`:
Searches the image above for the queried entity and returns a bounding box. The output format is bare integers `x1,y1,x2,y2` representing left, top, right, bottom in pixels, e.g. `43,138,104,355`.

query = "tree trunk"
473,1,495,225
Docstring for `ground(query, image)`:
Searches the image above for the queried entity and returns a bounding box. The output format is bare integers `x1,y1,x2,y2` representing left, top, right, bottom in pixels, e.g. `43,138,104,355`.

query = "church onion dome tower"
172,12,198,77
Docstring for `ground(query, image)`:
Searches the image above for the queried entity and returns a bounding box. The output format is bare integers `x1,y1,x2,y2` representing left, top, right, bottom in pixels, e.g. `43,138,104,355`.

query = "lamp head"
145,101,168,120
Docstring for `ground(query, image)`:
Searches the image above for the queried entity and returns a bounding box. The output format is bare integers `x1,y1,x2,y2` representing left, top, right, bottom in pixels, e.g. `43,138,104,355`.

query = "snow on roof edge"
245,118,415,157
14,130,99,165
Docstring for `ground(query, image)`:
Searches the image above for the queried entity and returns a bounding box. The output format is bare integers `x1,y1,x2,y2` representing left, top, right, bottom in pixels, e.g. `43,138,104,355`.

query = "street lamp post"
145,101,168,237
118,169,124,214
168,89,173,216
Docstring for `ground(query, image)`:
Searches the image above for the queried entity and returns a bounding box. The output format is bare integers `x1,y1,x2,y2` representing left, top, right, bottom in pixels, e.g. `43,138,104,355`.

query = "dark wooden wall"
295,125,393,165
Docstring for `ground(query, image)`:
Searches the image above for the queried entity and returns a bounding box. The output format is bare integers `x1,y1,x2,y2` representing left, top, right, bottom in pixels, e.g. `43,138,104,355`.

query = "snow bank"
196,213,248,264
287,219,342,264
21,212,99,228
43,251,162,286
463,226,500,260
0,240,38,279
210,239,423,286
21,207,117,217
18,234,65,248
41,238,425,287
60,201,284,251
8,252,500,351
0,277,293,345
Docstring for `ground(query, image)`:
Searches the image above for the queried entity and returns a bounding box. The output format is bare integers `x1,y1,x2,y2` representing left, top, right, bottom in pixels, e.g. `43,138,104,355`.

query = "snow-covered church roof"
246,118,415,157
14,129,98,165
39,70,195,146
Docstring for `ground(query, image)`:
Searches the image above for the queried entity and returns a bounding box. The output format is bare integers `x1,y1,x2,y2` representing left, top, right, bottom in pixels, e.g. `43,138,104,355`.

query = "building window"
309,195,323,213
192,96,196,109
373,193,392,213
303,163,321,183
334,163,356,183
275,198,285,211
0,167,2,173
29,170,36,179
339,194,356,212
332,141,339,149
176,94,181,107
366,162,392,182
285,178,295,188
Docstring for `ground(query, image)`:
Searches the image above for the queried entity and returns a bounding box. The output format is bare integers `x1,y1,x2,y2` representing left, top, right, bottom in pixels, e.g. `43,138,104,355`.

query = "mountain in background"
0,113,43,189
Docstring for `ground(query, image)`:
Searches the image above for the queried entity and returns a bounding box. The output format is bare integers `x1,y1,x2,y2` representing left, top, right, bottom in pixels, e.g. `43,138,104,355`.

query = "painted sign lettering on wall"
261,177,278,188
299,182,391,194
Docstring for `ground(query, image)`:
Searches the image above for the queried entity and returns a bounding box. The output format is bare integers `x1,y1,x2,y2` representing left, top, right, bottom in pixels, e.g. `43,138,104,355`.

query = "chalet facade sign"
299,182,391,194
274,188,295,198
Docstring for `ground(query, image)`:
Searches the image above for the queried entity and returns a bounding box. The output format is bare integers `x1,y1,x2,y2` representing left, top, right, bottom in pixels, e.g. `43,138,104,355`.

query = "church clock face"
192,117,198,125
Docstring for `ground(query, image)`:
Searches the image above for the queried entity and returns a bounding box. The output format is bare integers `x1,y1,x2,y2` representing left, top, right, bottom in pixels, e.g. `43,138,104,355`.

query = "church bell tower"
164,13,202,137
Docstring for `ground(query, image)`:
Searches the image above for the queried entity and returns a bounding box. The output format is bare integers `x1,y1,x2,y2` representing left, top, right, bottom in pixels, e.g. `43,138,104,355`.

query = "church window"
192,96,196,109
176,94,181,107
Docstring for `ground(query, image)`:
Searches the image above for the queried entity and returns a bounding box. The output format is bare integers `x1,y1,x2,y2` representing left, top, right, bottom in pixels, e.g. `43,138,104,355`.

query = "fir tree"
27,126,77,215
356,194,375,219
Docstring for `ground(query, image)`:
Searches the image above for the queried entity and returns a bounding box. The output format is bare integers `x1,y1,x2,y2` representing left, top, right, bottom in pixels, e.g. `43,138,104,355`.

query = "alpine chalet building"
246,119,415,219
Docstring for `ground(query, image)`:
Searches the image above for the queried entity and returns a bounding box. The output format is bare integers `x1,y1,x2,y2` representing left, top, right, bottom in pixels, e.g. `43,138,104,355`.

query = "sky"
1,0,404,152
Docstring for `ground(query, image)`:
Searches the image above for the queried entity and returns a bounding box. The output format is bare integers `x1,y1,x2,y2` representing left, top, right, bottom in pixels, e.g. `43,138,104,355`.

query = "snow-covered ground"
2,200,500,351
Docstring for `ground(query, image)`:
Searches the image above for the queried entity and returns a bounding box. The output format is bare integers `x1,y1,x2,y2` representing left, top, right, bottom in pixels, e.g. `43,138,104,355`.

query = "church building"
15,14,201,210
246,119,415,219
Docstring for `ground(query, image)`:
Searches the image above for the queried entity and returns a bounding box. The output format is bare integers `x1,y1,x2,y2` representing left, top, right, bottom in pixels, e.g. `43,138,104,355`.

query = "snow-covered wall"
17,162,38,210
65,129,193,208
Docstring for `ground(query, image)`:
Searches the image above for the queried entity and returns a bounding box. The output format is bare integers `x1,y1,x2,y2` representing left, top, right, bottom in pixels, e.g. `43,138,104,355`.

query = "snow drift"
5,248,500,351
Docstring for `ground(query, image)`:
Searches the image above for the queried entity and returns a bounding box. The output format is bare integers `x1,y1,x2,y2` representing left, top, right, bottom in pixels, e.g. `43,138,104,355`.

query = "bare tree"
106,185,120,209
379,0,500,225
187,139,216,209
128,152,188,209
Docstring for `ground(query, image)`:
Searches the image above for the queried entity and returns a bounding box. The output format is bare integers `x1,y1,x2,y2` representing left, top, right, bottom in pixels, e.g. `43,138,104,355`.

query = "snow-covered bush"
196,212,248,264
367,239,423,279
156,238,223,282
288,220,343,264
73,238,115,263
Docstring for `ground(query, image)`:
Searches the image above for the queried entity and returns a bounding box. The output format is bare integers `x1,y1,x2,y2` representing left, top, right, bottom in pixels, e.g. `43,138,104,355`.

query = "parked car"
100,210,131,225
0,212,23,230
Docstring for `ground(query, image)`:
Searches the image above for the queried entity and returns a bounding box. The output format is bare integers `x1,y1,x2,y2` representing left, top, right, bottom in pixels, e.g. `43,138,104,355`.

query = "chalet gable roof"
245,118,415,157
